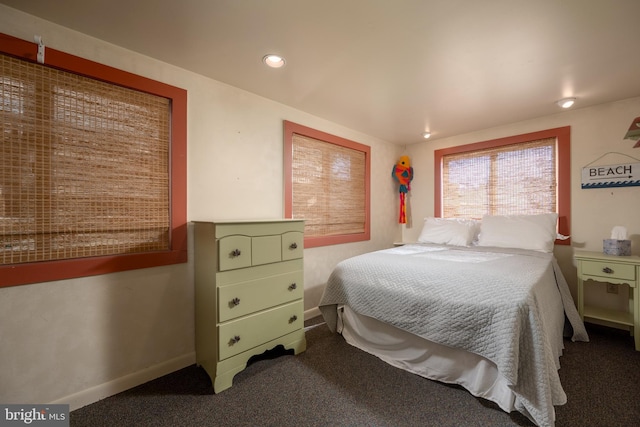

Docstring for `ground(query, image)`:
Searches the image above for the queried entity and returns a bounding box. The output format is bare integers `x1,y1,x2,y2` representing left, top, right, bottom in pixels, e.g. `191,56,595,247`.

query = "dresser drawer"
218,270,303,322
582,260,636,281
218,300,304,360
252,235,282,266
219,231,302,270
282,231,303,260
218,235,252,271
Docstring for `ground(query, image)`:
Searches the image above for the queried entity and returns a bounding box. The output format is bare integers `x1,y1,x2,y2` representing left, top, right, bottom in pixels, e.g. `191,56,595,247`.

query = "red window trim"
434,126,571,245
283,120,371,248
0,33,187,287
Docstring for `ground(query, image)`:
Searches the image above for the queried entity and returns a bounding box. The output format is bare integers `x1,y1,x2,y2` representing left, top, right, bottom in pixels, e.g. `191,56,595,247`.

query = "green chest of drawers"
194,220,307,392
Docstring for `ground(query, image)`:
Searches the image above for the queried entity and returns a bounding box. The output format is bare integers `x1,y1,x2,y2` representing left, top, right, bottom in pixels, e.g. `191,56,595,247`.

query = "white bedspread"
319,244,588,427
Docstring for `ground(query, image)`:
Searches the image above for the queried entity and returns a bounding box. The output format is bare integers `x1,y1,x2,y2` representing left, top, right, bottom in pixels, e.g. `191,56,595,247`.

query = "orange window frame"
0,33,187,287
434,126,571,245
284,120,371,248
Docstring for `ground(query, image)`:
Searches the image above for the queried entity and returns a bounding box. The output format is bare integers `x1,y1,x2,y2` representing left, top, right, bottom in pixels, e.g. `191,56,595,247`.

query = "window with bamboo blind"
434,127,571,242
284,121,370,248
0,33,187,287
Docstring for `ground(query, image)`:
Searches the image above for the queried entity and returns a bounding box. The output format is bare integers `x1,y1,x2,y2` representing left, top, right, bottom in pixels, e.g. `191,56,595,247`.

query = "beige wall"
405,96,640,310
0,5,401,410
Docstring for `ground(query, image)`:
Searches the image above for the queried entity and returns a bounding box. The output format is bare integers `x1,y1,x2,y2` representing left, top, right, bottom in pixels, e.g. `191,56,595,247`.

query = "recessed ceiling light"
557,97,576,108
263,54,285,68
422,131,431,139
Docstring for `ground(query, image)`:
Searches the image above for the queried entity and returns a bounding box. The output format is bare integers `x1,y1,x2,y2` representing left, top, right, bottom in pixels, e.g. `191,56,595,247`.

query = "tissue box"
603,239,631,256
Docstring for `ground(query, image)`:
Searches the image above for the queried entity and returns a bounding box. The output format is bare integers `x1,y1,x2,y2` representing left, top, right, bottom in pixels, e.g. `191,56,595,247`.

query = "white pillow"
417,217,478,247
476,213,559,252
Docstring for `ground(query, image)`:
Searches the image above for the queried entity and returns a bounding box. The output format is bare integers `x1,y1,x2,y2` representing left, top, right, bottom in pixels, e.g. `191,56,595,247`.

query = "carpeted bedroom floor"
70,318,640,426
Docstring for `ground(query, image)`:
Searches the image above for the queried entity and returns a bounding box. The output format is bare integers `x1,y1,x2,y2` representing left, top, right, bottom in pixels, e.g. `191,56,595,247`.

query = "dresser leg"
213,370,239,394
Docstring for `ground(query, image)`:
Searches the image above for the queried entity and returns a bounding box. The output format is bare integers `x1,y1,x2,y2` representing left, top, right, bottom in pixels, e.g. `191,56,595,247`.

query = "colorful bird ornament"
392,155,414,226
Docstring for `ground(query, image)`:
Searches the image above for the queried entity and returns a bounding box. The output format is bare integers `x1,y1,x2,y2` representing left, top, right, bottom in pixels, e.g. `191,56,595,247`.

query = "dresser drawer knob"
229,335,241,345
288,283,297,291
230,249,242,257
602,267,614,274
289,315,298,323
230,297,240,306
289,242,298,250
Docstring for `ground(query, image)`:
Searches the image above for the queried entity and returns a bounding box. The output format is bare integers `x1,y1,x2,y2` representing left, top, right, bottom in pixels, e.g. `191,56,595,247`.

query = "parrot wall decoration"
392,155,414,226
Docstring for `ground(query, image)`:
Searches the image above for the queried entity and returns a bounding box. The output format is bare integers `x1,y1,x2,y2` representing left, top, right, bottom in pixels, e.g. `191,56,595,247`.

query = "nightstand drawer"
217,270,303,322
218,300,304,360
582,260,636,281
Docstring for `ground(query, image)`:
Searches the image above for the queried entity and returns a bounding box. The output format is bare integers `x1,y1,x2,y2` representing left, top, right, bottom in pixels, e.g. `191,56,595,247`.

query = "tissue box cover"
603,239,631,256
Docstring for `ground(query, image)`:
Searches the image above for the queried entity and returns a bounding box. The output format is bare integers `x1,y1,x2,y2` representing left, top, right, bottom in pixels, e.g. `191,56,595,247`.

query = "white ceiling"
3,0,640,145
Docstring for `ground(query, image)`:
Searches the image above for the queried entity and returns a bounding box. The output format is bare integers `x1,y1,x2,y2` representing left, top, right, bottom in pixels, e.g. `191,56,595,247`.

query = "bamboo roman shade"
442,138,557,218
291,133,366,237
0,53,170,265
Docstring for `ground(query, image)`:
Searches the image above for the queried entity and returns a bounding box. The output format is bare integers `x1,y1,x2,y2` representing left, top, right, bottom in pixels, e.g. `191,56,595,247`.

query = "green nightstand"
574,250,640,351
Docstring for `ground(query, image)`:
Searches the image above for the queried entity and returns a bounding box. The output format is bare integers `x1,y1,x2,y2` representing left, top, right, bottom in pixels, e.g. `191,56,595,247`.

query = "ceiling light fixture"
557,97,576,108
262,54,285,68
422,131,431,139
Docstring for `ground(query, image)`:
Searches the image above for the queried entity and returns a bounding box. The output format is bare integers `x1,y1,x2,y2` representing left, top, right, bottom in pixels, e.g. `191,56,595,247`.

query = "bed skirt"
337,304,521,414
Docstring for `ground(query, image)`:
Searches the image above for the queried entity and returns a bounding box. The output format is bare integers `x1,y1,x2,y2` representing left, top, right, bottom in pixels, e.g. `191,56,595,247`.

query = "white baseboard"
57,309,322,411
52,352,196,411
304,306,321,321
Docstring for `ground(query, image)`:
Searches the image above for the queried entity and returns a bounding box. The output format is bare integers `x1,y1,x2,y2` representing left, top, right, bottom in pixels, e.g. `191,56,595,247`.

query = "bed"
318,215,589,427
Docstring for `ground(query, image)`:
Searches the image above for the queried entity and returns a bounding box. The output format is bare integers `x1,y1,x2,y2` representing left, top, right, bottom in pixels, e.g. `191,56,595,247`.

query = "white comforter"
319,244,588,427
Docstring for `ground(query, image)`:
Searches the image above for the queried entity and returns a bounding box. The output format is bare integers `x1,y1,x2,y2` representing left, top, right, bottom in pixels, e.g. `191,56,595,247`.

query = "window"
0,33,187,287
434,127,570,243
284,121,370,248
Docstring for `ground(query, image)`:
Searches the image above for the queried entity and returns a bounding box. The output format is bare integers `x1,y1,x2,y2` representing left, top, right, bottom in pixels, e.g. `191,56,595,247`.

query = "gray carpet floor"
70,319,640,426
